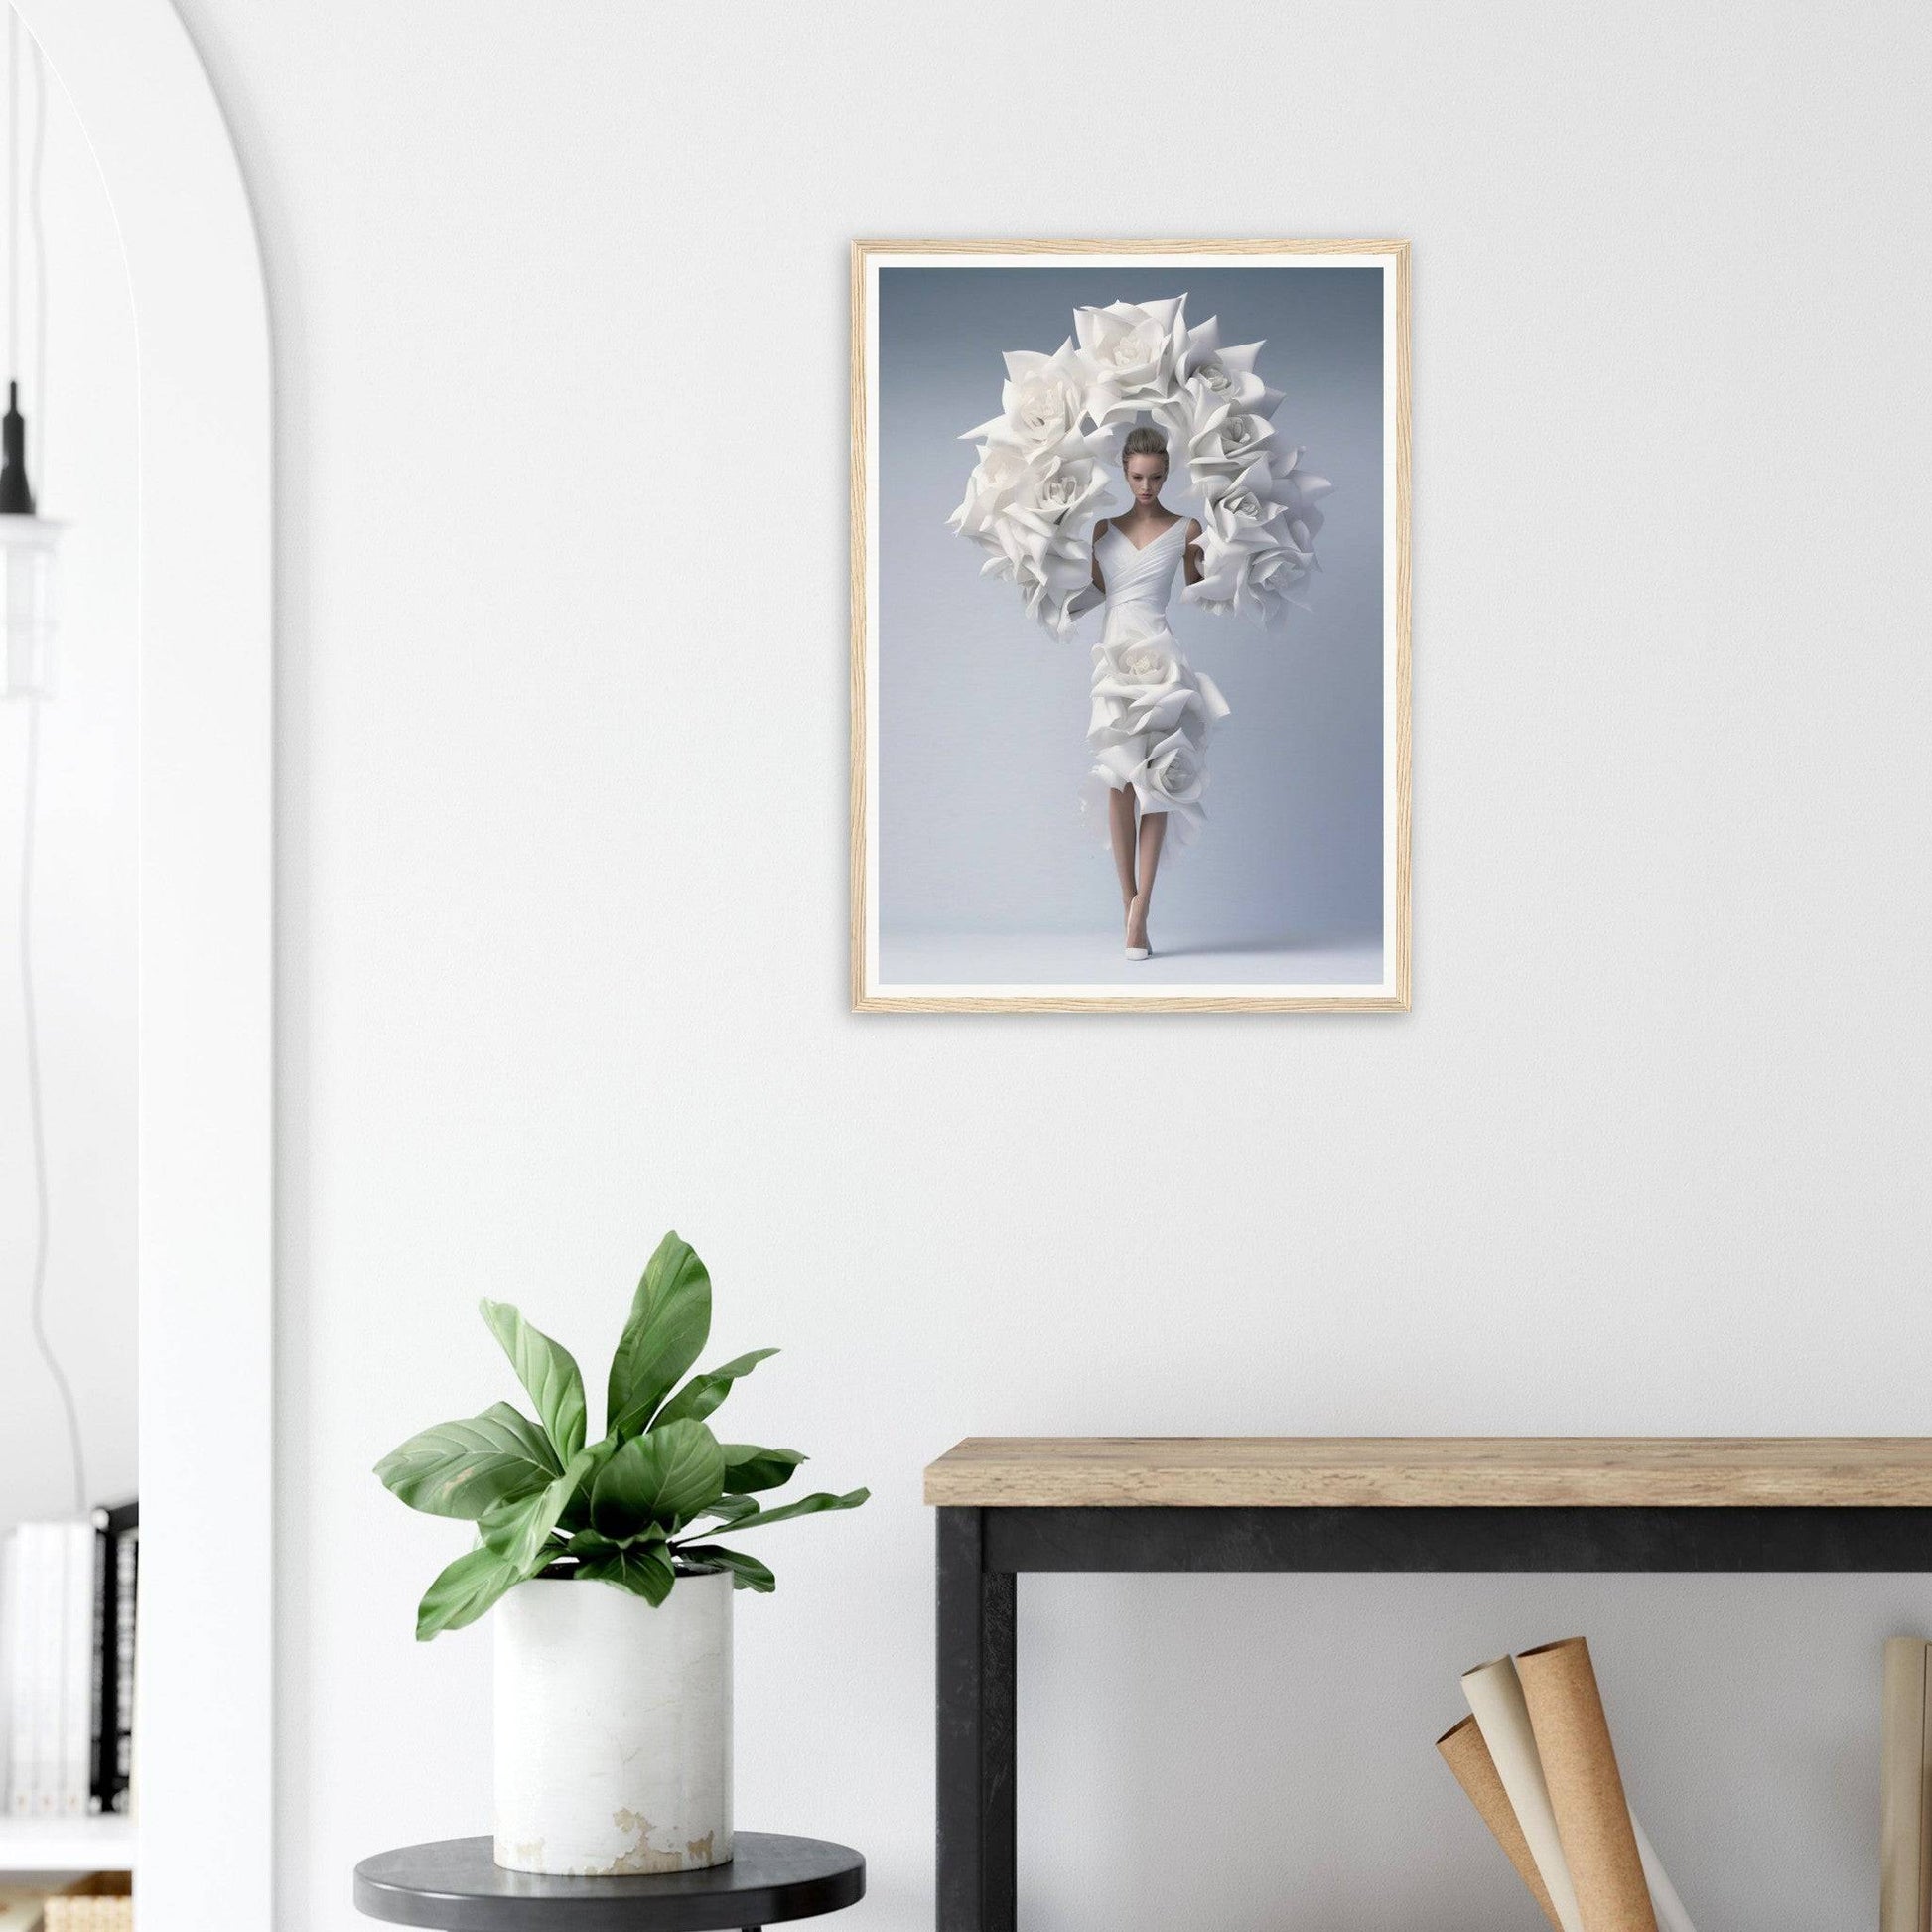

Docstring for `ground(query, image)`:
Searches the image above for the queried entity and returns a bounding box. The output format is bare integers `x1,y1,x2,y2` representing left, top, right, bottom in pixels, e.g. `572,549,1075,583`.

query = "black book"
88,1500,137,1815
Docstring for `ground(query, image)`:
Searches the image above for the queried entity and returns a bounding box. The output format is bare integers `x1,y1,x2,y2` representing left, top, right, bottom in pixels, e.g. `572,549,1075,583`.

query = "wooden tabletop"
923,1438,1932,1508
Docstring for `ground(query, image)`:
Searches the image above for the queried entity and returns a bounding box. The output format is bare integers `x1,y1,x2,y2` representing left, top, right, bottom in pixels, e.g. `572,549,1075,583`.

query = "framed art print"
851,239,1410,1013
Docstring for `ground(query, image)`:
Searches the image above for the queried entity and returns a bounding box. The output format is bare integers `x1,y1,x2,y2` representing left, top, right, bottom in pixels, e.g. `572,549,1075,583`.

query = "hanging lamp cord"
12,8,86,1518
21,702,86,1517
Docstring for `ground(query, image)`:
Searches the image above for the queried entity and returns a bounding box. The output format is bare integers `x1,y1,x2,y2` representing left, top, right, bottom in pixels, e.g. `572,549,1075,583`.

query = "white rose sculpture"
949,293,1330,638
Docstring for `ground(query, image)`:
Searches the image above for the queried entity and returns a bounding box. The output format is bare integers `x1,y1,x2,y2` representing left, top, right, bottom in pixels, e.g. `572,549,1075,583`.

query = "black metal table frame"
935,1502,1932,1932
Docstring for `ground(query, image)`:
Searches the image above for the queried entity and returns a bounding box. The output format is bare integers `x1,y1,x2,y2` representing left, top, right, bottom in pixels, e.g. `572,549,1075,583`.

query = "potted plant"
375,1230,868,1877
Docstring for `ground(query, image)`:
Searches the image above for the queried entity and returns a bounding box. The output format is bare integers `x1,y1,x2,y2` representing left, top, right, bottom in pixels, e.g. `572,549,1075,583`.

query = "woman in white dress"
1085,425,1229,960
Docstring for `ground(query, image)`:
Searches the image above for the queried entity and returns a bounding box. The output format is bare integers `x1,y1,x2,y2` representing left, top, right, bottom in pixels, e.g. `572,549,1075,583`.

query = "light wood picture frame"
851,238,1410,1014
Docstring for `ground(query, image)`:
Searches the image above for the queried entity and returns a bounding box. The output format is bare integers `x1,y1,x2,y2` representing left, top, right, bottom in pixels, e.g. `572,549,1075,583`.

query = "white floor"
877,928,1386,990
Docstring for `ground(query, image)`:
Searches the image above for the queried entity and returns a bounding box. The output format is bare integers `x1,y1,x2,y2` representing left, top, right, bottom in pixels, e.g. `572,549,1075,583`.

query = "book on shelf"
0,1504,138,1823
91,1506,136,1819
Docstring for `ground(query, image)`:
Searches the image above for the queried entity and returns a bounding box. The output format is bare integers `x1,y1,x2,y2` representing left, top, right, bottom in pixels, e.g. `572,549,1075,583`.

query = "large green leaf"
720,1444,806,1494
588,1442,653,1542
565,1525,633,1558
558,1437,620,1534
415,1543,526,1641
590,1420,728,1541
605,1232,712,1439
481,1447,599,1571
674,1543,776,1593
480,1299,588,1460
718,1487,870,1534
654,1348,778,1429
694,1493,761,1530
577,1540,676,1607
374,1402,562,1520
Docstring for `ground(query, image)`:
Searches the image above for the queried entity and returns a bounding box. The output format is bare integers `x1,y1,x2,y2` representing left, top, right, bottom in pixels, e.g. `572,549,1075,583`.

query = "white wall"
0,36,138,1529
165,1,1931,1926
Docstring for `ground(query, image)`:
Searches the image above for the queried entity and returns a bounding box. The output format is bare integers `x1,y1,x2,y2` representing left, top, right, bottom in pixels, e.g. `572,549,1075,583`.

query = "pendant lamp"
1,12,59,702
0,380,58,698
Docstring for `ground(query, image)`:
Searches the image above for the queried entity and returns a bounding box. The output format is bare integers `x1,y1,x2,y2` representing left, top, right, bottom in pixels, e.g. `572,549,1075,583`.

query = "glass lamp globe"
0,380,58,700
0,508,61,699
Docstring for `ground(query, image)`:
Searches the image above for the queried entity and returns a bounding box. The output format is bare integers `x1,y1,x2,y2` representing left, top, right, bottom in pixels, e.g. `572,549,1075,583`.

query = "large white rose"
1207,410,1276,475
949,437,1121,635
1072,295,1188,427
969,450,1116,636
1087,630,1203,745
1186,528,1299,621
1183,457,1307,621
947,441,1030,542
1111,636,1173,681
1010,454,1113,550
961,339,1095,455
1197,457,1284,541
1131,727,1209,841
1173,311,1284,419
1164,382,1277,483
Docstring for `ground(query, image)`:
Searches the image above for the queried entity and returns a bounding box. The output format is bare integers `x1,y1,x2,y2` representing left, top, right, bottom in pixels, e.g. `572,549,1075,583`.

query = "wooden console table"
924,1436,1932,1932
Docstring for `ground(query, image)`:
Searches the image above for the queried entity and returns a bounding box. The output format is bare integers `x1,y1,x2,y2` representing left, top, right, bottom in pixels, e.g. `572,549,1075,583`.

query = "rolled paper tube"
1462,1655,1586,1932
1517,1637,1658,1932
1631,1817,1697,1932
1437,1713,1564,1931
1880,1637,1930,1932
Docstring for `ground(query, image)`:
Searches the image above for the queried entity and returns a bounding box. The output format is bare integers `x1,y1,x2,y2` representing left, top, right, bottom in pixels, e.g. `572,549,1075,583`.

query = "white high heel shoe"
1125,896,1151,961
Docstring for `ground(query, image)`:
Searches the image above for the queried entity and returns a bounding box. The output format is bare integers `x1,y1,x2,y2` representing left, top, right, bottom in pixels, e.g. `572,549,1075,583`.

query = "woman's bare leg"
1108,784,1138,911
1128,810,1167,952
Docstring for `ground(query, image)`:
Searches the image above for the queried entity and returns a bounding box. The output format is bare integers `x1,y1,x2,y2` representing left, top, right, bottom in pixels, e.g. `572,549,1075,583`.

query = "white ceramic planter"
492,1568,733,1876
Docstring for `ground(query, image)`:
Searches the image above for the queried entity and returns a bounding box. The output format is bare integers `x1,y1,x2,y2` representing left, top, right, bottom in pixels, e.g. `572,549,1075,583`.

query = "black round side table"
353,1835,866,1932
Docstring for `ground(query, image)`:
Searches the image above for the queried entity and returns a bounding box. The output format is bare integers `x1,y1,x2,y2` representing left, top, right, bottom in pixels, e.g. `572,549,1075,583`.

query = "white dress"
1083,517,1230,845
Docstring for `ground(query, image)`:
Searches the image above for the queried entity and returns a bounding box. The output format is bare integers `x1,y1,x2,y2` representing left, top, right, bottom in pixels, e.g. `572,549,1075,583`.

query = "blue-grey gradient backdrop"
876,264,1385,984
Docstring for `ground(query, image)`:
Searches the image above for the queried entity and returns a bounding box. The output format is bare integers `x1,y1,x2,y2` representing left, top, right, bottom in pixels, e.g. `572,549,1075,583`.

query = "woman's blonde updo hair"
1122,424,1169,464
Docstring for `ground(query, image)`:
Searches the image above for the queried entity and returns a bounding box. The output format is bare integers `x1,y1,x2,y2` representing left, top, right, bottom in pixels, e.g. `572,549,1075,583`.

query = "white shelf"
0,1814,135,1872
